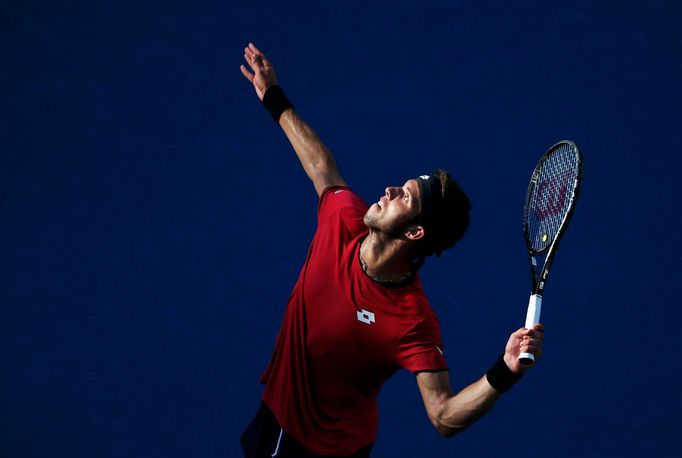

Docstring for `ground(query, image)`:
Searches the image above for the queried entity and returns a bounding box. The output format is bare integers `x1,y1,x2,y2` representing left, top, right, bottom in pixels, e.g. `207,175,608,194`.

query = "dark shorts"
241,402,374,458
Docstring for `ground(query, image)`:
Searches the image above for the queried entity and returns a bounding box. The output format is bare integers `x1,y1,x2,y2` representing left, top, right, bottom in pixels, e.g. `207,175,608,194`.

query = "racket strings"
526,143,580,252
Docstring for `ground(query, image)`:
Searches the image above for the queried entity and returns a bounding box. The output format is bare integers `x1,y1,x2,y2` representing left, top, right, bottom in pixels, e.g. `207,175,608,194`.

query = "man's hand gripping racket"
519,140,583,364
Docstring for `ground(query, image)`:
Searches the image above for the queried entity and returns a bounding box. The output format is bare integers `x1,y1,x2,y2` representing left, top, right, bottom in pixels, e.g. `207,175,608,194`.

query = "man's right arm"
241,43,346,196
416,324,544,436
277,108,346,196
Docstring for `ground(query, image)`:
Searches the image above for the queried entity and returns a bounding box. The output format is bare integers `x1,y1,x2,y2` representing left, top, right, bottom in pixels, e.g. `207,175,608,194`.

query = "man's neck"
359,232,414,285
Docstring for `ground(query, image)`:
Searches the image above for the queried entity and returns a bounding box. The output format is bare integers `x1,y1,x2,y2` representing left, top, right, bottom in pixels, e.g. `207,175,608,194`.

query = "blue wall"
2,1,681,456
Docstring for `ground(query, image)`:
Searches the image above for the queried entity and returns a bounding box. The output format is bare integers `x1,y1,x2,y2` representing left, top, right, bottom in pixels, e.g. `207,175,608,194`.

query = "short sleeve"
396,317,448,373
317,186,368,233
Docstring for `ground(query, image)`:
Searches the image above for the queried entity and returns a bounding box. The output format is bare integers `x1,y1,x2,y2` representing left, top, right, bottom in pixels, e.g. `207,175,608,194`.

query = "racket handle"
519,294,542,364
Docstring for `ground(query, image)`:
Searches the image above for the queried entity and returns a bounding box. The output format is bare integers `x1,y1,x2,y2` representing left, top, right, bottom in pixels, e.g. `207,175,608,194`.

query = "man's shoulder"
319,186,364,206
318,186,368,223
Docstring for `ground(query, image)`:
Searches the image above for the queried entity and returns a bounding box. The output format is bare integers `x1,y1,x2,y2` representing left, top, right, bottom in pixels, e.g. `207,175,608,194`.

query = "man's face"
363,179,423,237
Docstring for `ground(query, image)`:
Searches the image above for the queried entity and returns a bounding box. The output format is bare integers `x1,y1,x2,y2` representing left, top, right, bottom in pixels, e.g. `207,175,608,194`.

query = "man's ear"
404,224,425,241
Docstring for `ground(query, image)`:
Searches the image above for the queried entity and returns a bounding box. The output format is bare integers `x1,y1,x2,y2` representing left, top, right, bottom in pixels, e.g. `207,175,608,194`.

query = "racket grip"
519,294,542,364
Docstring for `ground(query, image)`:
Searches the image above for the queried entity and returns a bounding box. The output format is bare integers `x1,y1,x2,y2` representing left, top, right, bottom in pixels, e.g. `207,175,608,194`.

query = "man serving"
239,42,544,458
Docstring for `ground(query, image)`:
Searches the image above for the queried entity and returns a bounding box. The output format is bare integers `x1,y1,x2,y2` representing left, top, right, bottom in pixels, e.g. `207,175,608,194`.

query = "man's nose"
385,187,395,199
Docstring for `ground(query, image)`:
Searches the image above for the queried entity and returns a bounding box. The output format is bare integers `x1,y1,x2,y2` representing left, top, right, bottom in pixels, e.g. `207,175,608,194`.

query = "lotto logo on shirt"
356,309,375,325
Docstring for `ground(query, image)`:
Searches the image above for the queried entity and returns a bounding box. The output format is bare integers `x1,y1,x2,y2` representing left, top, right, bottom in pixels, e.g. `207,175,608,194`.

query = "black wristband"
262,85,293,122
485,354,522,394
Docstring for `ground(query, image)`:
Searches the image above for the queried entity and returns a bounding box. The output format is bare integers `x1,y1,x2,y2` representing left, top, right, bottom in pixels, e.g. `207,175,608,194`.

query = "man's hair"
411,169,470,260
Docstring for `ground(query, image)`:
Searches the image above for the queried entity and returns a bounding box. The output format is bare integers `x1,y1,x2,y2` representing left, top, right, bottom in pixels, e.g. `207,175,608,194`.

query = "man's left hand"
240,42,279,101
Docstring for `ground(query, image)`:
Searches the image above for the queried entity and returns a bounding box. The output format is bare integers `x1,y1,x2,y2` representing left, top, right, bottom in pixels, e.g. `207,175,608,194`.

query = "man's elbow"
435,422,464,438
431,413,465,438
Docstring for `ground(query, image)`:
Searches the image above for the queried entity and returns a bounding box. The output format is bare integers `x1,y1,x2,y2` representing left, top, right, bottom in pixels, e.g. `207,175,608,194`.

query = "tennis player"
239,42,544,458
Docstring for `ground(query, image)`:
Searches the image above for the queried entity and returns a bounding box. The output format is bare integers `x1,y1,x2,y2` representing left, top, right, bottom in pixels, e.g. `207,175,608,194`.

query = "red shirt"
261,186,448,456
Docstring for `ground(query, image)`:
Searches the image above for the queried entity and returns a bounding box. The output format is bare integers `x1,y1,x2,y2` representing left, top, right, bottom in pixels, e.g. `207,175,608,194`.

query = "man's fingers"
244,49,269,77
245,45,262,63
522,336,542,347
520,338,542,353
248,43,273,68
518,324,544,338
249,42,266,58
531,323,544,334
244,49,259,72
514,328,535,341
245,46,258,61
240,64,254,82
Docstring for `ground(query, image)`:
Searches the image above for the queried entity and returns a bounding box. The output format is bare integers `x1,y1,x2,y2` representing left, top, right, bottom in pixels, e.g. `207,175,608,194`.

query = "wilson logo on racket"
535,171,571,221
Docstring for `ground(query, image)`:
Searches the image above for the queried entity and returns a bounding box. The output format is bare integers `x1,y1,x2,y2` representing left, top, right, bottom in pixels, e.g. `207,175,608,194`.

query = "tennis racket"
519,140,583,364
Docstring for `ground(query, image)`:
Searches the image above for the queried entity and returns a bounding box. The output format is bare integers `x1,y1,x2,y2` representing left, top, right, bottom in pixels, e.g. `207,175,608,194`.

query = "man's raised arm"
240,43,346,196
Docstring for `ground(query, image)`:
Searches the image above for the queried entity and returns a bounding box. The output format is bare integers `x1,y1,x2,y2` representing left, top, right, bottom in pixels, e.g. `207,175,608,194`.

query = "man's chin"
362,210,377,229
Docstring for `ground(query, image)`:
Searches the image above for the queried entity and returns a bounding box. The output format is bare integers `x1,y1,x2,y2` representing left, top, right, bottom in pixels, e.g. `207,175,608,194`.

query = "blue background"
2,1,681,456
